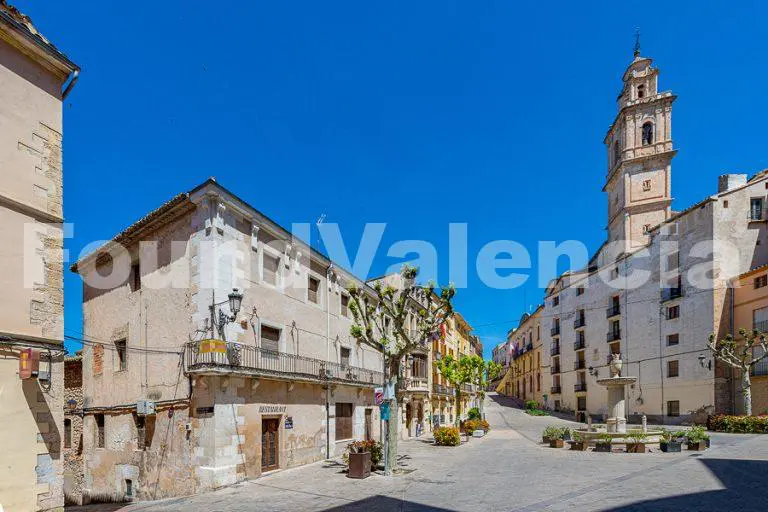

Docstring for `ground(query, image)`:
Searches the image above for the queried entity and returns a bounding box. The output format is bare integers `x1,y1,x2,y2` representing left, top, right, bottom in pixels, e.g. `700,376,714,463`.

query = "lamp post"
209,288,244,341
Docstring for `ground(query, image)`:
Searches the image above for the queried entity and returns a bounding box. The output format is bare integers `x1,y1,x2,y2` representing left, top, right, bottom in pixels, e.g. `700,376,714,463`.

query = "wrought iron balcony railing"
573,339,586,351
574,360,586,370
606,304,621,318
433,383,454,396
574,317,586,329
550,344,560,356
550,386,561,394
184,340,384,387
607,330,621,343
551,365,561,375
574,382,588,392
551,325,560,336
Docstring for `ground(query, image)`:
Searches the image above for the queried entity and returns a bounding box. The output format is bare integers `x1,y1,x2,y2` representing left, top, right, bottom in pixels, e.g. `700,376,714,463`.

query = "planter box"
594,442,612,453
569,441,588,451
549,439,564,448
626,443,646,454
660,442,681,453
347,451,371,479
542,436,552,444
472,429,485,438
687,440,707,451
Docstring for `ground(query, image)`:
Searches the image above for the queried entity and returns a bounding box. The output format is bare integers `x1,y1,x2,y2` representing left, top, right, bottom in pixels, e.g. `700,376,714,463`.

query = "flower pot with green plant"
542,425,561,444
594,432,613,453
686,426,710,451
626,430,648,453
659,430,682,453
569,430,588,451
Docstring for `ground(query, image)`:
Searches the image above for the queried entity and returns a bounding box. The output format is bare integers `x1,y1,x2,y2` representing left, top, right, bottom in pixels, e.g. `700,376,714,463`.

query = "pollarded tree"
708,328,768,416
348,265,454,475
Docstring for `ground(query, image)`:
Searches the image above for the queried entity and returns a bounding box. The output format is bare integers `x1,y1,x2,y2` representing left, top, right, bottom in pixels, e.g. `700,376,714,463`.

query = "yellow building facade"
498,307,544,406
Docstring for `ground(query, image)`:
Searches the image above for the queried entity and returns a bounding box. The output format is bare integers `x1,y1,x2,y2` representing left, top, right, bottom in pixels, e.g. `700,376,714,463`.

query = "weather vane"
634,27,641,57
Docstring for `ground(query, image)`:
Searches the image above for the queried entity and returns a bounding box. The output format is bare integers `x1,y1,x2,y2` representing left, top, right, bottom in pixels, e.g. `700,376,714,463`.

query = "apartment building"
71,179,384,501
0,3,78,510
541,49,768,424
731,268,768,415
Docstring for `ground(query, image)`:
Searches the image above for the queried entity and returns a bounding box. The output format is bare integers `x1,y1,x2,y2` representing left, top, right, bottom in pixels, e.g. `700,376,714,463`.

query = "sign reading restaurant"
259,405,287,413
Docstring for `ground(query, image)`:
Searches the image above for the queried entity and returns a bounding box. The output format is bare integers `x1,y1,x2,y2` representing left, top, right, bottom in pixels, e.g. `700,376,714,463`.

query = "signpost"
374,387,384,406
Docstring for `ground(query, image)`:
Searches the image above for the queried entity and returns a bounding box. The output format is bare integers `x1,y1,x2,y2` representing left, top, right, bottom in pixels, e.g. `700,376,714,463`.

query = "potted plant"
549,428,565,448
569,430,588,451
594,432,612,453
659,430,682,453
626,430,648,453
686,426,710,451
346,442,372,479
542,425,562,444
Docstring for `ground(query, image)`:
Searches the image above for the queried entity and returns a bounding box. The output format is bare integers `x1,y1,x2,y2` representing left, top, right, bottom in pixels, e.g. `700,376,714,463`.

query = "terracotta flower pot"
549,439,564,448
626,443,646,453
347,451,371,479
688,440,707,451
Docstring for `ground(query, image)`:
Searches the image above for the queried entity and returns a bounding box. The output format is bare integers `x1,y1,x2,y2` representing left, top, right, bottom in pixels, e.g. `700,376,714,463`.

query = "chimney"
718,174,747,193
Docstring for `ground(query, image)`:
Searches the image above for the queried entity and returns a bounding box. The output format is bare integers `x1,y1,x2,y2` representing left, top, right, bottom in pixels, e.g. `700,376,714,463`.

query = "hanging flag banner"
380,402,390,421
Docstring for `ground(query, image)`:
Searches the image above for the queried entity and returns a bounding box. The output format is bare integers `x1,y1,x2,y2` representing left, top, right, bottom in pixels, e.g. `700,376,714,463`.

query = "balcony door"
261,418,280,471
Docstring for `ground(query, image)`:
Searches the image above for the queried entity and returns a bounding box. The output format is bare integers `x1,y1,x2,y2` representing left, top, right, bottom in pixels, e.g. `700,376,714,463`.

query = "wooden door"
261,418,279,471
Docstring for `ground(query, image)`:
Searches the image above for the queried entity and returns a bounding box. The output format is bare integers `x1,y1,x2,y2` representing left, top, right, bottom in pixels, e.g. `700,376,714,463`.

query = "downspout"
62,69,79,99
325,263,333,459
729,285,736,414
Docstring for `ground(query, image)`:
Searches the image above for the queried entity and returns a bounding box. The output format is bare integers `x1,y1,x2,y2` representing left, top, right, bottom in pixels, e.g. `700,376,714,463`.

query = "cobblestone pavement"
114,394,768,512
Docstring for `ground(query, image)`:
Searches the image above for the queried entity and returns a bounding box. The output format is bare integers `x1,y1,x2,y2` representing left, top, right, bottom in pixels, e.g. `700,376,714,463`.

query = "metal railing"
606,304,621,318
573,339,586,351
661,287,683,302
526,343,533,351
574,382,587,392
550,386,561,394
574,317,586,329
551,325,560,336
551,365,561,374
574,360,586,370
550,344,560,356
433,383,454,396
607,330,621,343
184,341,384,387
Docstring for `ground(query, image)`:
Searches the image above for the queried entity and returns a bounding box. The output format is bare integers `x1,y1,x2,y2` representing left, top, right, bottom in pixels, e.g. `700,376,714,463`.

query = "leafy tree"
708,328,768,416
348,265,454,475
471,358,502,417
434,354,475,425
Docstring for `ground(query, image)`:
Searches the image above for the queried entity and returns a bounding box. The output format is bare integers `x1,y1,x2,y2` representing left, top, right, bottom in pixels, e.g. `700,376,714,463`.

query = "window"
577,287,584,296
335,403,353,441
723,200,729,208
261,325,280,353
64,418,72,449
667,400,680,417
308,276,320,304
613,140,620,165
642,122,654,145
412,355,428,378
131,263,141,291
340,294,349,317
554,400,561,412
135,415,146,450
115,339,127,371
755,275,768,289
262,253,279,286
126,479,133,498
750,198,764,221
637,84,645,99
667,360,679,377
667,333,679,346
611,267,619,280
552,295,559,307
96,414,105,448
753,306,768,333
642,179,652,192
667,305,680,320
340,347,350,367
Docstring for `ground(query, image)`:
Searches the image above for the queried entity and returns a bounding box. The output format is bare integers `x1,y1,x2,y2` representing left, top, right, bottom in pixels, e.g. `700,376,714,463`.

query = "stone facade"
0,3,78,511
541,51,768,425
63,355,83,505
500,307,544,406
73,180,385,501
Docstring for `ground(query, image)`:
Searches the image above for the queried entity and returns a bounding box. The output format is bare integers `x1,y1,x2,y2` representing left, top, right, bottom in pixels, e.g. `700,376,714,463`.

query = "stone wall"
64,356,84,505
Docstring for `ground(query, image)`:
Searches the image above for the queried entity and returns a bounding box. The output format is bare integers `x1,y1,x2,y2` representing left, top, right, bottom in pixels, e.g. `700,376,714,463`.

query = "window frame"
260,248,282,289
667,400,680,417
95,413,105,448
306,272,323,307
667,333,680,346
259,322,283,353
335,403,354,441
642,121,654,146
667,305,680,320
667,359,680,378
115,339,127,372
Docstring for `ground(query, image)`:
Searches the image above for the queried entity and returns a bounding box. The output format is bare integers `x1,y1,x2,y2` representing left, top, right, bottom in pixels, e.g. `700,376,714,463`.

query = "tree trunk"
385,393,398,475
455,387,462,426
742,367,753,416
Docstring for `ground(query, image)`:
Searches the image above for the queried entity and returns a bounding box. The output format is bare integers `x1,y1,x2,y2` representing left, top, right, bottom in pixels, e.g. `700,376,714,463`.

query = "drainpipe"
325,263,333,459
62,69,79,99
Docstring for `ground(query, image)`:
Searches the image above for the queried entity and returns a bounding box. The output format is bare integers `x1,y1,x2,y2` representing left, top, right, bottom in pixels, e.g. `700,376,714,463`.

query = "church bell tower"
604,35,676,253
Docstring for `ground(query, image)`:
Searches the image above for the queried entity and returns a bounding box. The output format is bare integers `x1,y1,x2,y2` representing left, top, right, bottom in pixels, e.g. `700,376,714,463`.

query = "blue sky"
18,1,768,357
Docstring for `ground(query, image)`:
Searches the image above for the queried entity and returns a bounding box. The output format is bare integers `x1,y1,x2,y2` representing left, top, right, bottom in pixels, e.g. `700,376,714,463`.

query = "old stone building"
63,353,83,505
504,307,544,406
0,2,78,511
541,48,768,424
72,179,384,501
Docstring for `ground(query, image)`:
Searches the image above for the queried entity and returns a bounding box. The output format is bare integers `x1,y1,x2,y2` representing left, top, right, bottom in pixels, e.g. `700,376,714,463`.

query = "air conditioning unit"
136,399,156,416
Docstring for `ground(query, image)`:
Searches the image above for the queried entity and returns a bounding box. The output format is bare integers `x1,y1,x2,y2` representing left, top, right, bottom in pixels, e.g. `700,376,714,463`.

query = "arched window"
642,122,654,146
613,140,620,164
637,84,645,99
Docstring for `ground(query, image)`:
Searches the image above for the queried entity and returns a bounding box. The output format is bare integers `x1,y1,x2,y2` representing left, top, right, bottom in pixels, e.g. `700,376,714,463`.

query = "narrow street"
101,394,768,512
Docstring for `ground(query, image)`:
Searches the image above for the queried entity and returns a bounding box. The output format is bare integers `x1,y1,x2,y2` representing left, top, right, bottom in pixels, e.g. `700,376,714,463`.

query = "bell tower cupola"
603,33,677,254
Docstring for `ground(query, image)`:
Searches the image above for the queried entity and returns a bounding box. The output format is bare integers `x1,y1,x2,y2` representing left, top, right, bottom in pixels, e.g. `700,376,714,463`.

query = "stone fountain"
597,354,637,433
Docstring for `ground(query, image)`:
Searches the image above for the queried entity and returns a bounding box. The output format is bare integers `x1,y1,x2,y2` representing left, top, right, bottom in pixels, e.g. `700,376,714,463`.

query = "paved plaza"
104,394,768,512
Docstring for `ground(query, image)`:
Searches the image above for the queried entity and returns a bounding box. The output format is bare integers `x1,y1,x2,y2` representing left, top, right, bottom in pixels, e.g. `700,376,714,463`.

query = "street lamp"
209,288,244,341
698,354,712,370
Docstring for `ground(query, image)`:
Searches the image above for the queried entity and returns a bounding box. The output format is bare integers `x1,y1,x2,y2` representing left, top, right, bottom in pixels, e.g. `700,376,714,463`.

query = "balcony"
607,330,621,343
606,304,621,318
573,317,586,329
573,339,586,351
574,382,588,392
432,383,454,396
574,360,586,371
526,342,534,351
403,377,430,393
550,386,562,394
550,344,560,356
754,321,768,334
551,325,561,337
661,287,683,302
551,365,561,375
184,340,384,387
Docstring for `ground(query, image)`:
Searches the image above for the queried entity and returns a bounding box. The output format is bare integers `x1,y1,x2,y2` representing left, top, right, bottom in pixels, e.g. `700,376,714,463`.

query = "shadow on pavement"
321,495,456,511
605,459,768,512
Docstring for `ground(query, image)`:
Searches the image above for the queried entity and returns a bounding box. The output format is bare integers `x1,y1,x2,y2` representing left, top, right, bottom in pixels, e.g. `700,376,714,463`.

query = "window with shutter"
341,294,349,317
261,325,281,353
335,403,353,440
308,276,320,304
